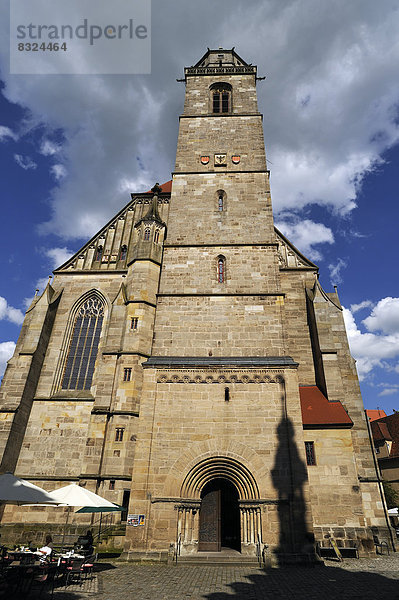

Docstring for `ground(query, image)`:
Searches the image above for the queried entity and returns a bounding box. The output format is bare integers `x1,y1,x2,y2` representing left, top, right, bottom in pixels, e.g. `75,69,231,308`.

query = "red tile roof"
366,409,387,422
299,386,353,427
146,180,172,194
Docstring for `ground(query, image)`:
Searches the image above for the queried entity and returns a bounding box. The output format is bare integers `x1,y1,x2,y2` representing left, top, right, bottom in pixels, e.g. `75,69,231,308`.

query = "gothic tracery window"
144,227,151,241
61,295,104,391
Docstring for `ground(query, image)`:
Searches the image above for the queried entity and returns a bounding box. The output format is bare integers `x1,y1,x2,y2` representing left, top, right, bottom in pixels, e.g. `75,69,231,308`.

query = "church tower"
0,49,391,562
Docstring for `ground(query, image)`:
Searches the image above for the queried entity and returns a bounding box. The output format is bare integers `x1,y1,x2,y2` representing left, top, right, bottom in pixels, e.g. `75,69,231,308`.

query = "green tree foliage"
382,480,399,509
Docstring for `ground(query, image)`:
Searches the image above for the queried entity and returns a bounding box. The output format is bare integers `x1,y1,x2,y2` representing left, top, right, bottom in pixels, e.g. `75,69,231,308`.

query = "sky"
0,0,398,414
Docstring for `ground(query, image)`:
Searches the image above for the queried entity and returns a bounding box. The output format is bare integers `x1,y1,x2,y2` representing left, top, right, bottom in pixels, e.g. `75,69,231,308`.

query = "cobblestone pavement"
45,554,399,600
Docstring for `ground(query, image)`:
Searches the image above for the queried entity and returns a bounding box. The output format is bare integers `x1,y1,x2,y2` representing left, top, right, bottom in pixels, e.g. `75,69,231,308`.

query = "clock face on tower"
214,153,227,166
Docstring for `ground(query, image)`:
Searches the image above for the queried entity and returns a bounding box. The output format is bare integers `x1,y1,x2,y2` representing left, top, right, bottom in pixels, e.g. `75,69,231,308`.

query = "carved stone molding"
174,501,201,512
157,372,283,384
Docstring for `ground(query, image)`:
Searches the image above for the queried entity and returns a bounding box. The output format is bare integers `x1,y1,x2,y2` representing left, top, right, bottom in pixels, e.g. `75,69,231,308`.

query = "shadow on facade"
203,565,398,600
269,385,311,565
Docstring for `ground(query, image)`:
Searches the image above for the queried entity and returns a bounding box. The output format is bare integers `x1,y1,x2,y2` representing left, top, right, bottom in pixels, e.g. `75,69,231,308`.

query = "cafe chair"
65,557,85,586
373,534,389,555
82,553,98,578
28,565,57,598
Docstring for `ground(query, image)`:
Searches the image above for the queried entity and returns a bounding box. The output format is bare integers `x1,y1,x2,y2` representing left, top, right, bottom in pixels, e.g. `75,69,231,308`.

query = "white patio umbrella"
0,472,60,505
47,484,121,511
388,507,398,515
48,483,122,544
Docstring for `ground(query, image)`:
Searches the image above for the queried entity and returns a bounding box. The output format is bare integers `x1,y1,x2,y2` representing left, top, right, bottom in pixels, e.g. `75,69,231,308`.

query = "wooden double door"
198,478,241,552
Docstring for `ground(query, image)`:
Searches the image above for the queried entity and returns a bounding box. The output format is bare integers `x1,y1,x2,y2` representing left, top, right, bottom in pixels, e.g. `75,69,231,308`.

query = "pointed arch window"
95,245,103,262
154,229,160,244
217,256,226,283
144,227,151,241
119,245,127,261
61,295,104,391
210,83,232,114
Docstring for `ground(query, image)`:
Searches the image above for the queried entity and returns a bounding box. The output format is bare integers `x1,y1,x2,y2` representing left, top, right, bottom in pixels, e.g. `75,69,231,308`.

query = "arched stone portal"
177,456,262,555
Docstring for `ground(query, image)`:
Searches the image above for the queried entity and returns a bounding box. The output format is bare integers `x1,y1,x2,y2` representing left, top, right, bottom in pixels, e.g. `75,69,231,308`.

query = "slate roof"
372,412,399,458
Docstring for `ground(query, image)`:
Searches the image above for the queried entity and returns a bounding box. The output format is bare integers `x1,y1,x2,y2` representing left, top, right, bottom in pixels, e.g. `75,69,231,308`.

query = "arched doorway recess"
199,478,241,552
177,456,262,555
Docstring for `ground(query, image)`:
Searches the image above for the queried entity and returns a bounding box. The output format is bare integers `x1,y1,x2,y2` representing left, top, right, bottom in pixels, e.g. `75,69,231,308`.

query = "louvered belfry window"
211,83,232,114
61,295,104,390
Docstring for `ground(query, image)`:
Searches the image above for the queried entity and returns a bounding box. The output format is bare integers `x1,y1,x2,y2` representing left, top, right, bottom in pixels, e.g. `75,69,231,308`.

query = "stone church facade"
0,49,391,561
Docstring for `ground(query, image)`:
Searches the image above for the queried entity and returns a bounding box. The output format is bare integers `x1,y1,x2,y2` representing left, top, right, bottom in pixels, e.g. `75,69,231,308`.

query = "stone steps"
177,552,261,567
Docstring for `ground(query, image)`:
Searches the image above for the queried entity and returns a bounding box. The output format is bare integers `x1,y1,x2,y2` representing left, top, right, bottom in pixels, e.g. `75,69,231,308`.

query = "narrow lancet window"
217,256,226,283
61,295,104,390
119,245,127,261
144,227,151,241
95,245,103,262
213,92,220,113
218,195,224,211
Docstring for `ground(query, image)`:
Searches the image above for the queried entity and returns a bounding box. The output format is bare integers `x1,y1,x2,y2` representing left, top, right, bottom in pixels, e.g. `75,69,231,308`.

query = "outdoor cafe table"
4,558,44,594
7,550,40,562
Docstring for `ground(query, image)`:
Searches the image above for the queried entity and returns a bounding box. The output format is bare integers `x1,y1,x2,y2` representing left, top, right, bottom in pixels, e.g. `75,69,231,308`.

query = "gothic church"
0,49,390,561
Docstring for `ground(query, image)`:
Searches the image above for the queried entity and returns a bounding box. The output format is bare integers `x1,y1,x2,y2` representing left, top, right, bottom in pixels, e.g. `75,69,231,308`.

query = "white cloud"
351,300,374,314
40,139,61,156
378,387,398,397
343,303,399,380
0,125,18,142
362,297,399,335
50,164,67,180
328,258,347,286
0,341,16,378
275,218,334,261
43,246,74,269
14,154,37,170
0,296,24,325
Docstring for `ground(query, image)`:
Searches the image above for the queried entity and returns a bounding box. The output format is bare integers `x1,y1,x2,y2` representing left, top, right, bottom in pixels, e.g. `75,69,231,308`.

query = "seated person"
37,535,53,562
76,531,94,556
86,530,94,546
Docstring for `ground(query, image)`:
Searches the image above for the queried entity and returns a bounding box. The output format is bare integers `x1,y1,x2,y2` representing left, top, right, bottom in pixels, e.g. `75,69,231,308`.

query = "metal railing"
91,512,116,542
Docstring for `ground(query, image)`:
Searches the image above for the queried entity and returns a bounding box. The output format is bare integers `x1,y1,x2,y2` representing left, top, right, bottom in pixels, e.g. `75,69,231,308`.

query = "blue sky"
0,0,398,414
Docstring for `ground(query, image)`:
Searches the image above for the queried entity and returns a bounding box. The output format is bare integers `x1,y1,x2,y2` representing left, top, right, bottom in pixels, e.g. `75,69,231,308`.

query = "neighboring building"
0,49,390,561
370,412,399,498
366,409,387,422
